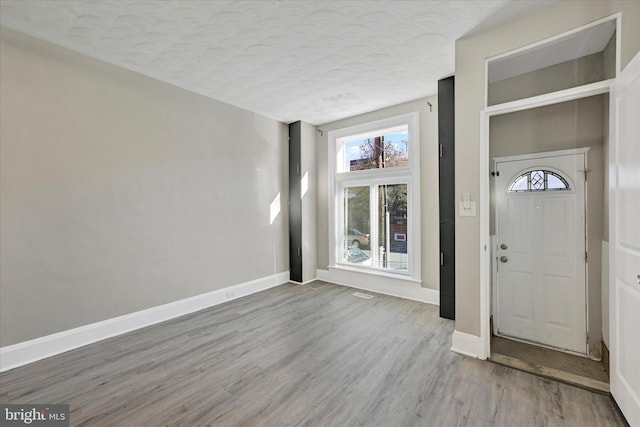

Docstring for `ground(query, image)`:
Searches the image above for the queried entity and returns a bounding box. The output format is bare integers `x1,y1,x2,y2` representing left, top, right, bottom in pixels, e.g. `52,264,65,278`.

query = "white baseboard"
0,271,290,373
290,278,317,286
451,330,482,358
422,288,439,306
316,268,439,305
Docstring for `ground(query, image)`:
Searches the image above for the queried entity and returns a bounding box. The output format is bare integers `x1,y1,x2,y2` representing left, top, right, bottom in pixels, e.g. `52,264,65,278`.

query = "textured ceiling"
0,0,554,125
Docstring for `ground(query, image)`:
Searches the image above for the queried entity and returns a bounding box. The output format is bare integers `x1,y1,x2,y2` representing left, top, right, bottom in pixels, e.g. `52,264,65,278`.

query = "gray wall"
489,95,606,356
488,52,606,105
603,31,617,80
0,28,289,347
316,96,440,290
455,0,640,337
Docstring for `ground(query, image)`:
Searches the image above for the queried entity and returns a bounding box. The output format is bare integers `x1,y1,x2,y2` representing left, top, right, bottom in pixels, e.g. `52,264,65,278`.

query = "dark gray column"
438,76,455,320
289,121,302,283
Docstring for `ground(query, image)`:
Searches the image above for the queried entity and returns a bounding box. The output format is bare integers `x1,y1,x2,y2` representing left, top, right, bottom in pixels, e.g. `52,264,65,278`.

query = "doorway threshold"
489,335,609,394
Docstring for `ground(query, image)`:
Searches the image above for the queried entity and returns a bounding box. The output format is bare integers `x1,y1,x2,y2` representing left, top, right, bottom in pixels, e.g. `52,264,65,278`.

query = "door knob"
500,256,508,263
500,243,508,250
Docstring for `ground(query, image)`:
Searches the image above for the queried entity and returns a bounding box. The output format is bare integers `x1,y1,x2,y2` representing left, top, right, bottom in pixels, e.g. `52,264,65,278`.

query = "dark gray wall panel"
438,76,455,320
289,121,302,283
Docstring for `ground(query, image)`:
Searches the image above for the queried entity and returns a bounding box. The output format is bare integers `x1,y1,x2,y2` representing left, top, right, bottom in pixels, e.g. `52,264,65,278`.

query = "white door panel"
496,152,587,354
610,51,640,427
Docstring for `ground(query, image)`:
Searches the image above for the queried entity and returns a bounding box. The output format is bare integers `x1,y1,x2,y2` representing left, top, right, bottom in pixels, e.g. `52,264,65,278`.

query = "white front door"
495,151,587,354
609,52,640,427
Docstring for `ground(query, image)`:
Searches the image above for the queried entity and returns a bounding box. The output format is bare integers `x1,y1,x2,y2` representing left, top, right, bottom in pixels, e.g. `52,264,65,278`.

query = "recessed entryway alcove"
489,97,607,367
478,14,620,389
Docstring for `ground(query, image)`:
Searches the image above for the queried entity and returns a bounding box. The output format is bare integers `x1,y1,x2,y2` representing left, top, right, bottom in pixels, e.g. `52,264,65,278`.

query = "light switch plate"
459,201,476,216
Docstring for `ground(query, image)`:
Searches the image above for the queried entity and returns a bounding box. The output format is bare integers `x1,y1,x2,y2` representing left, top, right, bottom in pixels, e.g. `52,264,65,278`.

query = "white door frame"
493,149,589,354
478,86,611,360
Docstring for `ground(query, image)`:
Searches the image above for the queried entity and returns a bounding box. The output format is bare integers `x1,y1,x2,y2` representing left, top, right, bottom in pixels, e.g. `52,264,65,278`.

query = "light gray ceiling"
0,0,556,125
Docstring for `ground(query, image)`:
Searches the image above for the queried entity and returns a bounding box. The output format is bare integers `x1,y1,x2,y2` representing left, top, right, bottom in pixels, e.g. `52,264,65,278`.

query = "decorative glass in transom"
509,170,570,192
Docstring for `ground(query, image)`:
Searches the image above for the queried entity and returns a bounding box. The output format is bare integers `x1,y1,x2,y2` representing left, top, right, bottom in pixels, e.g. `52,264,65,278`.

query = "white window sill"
318,266,435,304
328,264,421,284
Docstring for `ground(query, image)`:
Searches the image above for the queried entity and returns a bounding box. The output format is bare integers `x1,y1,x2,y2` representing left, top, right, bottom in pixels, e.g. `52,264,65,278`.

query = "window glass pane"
546,173,569,190
343,186,370,265
342,130,408,172
511,175,529,192
509,170,570,192
377,184,408,271
382,132,409,168
530,170,545,190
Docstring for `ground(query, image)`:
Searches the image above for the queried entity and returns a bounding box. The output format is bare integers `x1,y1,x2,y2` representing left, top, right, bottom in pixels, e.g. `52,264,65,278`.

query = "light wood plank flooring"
0,281,626,426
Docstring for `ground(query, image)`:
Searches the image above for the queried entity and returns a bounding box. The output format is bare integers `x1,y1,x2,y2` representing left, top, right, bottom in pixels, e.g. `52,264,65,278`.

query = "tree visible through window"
346,134,408,171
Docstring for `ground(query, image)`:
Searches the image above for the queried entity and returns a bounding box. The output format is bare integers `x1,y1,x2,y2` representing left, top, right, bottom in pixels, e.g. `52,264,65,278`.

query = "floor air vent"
352,292,374,299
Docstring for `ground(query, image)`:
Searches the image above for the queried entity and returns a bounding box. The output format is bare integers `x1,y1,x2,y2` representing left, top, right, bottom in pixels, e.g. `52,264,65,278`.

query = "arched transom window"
509,170,570,192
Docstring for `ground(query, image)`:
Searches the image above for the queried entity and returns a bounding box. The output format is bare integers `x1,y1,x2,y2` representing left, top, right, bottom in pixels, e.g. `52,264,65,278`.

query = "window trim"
328,112,420,281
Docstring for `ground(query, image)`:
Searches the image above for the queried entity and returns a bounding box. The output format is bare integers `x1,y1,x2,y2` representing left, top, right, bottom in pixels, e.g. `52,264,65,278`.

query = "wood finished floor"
0,281,626,426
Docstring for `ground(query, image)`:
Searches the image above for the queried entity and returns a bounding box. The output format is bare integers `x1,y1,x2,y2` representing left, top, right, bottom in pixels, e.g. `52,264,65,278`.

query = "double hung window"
328,113,420,279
